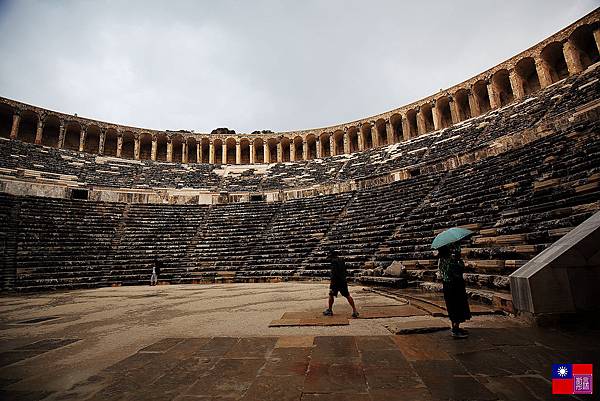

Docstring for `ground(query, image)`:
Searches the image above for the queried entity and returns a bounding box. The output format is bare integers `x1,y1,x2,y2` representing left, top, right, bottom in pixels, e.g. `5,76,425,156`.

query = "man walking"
323,250,359,318
150,259,163,286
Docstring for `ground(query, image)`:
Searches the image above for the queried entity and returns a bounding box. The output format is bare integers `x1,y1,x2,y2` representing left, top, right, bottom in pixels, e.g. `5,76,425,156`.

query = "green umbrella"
431,227,475,249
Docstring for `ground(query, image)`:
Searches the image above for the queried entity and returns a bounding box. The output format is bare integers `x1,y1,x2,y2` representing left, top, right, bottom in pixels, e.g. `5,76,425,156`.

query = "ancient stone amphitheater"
1,9,599,315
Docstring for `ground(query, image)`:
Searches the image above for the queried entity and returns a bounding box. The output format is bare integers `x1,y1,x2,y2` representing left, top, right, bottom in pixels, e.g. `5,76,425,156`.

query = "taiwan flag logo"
552,364,593,395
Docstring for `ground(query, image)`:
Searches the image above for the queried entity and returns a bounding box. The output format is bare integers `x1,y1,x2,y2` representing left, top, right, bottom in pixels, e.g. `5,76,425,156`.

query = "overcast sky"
0,1,597,133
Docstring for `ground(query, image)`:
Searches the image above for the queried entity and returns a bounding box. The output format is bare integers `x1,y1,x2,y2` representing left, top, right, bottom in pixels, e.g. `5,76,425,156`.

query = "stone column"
134,136,141,160
197,142,202,163
449,97,460,124
432,102,442,131
302,140,308,160
249,142,255,164
385,122,394,144
290,143,295,162
316,139,321,158
182,142,188,163
563,40,583,75
535,58,553,88
166,140,172,162
593,28,600,55
235,140,241,164
401,115,411,141
358,130,364,150
222,142,227,164
343,132,350,154
370,126,378,147
99,129,106,154
276,142,282,162
467,90,480,117
263,142,270,163
329,134,335,156
151,137,157,161
209,141,215,164
58,123,65,148
509,70,525,99
79,126,87,152
34,119,44,144
416,109,426,136
487,82,500,109
9,113,20,139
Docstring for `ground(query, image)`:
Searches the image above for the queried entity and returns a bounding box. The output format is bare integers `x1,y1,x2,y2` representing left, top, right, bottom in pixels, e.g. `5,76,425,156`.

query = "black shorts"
329,282,349,297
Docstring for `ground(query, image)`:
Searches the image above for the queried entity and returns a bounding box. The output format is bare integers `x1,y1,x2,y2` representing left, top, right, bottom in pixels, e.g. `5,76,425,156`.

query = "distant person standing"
438,243,471,338
150,259,163,286
323,250,359,318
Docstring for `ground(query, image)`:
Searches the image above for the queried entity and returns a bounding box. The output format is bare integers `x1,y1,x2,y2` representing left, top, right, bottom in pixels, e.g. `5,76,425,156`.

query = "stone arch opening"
541,42,569,83
201,138,210,163
84,125,101,154
156,133,168,161
253,138,264,163
224,137,236,164
491,69,514,107
121,132,135,159
267,138,278,163
213,139,223,164
281,137,291,162
360,124,372,149
389,114,403,142
293,136,303,160
435,97,452,129
319,133,331,157
104,128,118,156
17,110,38,143
140,133,153,160
0,104,13,138
453,89,471,121
420,103,435,133
347,128,359,152
333,130,345,155
374,120,387,146
473,80,491,115
406,109,418,138
64,121,81,150
515,57,541,96
41,115,60,147
170,135,183,163
187,137,197,163
306,134,317,160
240,138,250,164
570,25,600,70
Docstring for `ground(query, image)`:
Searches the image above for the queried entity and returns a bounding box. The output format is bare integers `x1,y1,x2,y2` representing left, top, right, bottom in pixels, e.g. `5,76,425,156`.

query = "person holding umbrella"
432,227,473,339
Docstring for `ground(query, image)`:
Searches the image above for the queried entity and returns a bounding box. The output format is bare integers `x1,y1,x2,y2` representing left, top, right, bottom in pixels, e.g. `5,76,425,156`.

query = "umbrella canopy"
431,227,474,249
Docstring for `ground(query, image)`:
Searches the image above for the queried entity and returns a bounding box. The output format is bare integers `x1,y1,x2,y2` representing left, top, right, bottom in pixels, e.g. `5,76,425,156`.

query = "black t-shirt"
330,257,347,284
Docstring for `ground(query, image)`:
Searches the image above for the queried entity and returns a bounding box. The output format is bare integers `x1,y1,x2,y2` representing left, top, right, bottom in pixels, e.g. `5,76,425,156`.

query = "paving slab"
392,335,453,361
138,338,186,353
275,336,315,348
224,337,277,358
303,361,367,394
310,336,359,362
354,335,397,351
453,348,531,376
240,374,304,401
186,358,266,398
384,317,449,334
301,394,371,401
358,304,428,319
261,348,311,377
268,317,349,327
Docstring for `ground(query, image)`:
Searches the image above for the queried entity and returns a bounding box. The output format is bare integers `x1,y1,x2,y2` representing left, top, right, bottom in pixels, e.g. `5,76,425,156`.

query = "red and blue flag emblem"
552,364,593,395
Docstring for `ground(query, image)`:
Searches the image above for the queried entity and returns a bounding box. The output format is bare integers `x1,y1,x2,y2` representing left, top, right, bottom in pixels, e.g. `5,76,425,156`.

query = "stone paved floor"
0,283,598,400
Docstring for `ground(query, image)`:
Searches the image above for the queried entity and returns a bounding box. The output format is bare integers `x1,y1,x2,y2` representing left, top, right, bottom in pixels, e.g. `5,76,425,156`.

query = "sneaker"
451,329,468,339
323,309,333,316
352,311,360,318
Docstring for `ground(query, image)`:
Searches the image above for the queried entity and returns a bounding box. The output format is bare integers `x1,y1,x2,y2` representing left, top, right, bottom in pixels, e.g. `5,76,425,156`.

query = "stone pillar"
432,103,442,131
134,136,141,160
329,135,335,156
370,126,378,147
401,115,411,141
416,109,426,136
9,113,20,139
290,143,295,162
449,97,459,124
209,141,215,164
264,142,270,163
302,140,308,160
58,123,65,148
593,28,600,55
509,70,525,99
316,139,321,158
487,82,500,109
222,142,227,164
166,140,172,162
535,58,553,88
99,129,106,154
182,142,188,163
467,90,480,117
343,132,350,154
151,137,157,161
358,130,364,150
197,142,202,163
34,119,44,144
235,140,241,164
79,126,87,152
276,142,282,162
385,122,394,144
563,40,583,75
249,142,255,164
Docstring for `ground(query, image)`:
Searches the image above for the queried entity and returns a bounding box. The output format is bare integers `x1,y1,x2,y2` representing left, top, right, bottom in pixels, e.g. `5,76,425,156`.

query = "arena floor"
0,283,598,400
